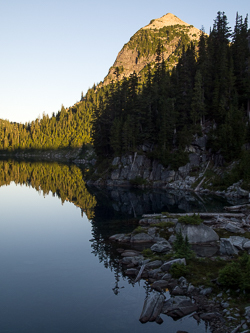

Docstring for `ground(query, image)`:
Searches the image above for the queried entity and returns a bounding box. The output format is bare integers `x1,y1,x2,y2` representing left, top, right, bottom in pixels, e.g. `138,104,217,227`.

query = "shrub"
170,262,188,278
130,176,148,186
178,213,203,225
133,226,146,234
173,231,195,260
142,248,154,257
218,262,241,289
218,253,250,292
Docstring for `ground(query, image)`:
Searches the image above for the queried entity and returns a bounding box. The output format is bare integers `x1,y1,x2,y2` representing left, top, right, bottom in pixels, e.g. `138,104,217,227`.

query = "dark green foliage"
173,231,195,259
178,214,203,225
218,253,250,293
170,262,189,278
129,176,148,186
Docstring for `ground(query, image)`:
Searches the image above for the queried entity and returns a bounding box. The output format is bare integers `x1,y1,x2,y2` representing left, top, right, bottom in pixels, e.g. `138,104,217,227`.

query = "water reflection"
0,160,242,332
0,159,96,219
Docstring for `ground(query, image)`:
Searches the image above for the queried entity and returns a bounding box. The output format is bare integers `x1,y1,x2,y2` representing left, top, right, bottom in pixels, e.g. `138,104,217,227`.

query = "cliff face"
103,13,203,85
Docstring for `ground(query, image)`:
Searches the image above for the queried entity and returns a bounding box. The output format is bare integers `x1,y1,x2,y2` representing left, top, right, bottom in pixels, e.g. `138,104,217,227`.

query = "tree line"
0,11,249,167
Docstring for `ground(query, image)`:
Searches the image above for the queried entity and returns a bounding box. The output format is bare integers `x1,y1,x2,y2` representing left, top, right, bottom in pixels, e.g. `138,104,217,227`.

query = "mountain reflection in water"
0,160,244,333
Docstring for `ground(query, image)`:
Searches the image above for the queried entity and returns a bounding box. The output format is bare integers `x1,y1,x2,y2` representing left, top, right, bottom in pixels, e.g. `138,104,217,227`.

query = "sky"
0,0,249,124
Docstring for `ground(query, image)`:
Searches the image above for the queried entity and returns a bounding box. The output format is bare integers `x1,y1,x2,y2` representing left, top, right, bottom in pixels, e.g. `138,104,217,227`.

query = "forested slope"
92,12,250,168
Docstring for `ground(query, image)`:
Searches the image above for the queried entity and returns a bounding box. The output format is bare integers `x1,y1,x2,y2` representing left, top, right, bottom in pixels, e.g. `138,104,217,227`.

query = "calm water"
0,160,239,333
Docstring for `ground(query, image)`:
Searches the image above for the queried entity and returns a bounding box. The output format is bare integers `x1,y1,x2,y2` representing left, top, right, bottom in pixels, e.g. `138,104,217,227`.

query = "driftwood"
168,212,245,219
224,204,250,212
134,264,146,283
194,161,210,192
143,212,245,219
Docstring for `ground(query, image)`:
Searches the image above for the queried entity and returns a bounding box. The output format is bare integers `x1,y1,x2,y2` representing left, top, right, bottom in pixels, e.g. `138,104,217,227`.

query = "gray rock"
243,241,250,250
110,168,120,180
172,286,184,295
237,187,249,197
176,223,219,243
162,295,197,319
168,234,176,244
139,292,165,323
162,273,172,280
199,312,219,320
151,240,172,253
245,305,250,318
124,268,139,276
130,233,154,243
225,222,245,234
220,238,239,255
189,153,200,167
178,276,188,288
148,268,163,279
121,256,143,265
112,157,120,166
200,287,213,295
192,135,207,149
121,250,141,257
109,233,131,243
151,280,169,291
229,236,248,250
147,227,157,237
187,284,196,294
161,258,186,272
221,301,230,308
145,260,163,270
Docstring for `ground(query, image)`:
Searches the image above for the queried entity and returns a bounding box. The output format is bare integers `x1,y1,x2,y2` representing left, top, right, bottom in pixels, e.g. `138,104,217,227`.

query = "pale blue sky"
0,0,249,123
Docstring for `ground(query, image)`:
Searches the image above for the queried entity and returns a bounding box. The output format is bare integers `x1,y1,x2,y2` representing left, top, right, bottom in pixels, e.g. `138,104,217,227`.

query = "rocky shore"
110,206,250,333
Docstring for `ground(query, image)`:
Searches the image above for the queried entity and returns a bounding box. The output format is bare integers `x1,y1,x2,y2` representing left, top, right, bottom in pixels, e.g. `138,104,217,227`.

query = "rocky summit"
103,13,203,85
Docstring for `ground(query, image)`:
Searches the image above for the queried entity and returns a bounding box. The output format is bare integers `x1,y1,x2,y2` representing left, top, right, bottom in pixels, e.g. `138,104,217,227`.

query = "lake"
0,160,242,333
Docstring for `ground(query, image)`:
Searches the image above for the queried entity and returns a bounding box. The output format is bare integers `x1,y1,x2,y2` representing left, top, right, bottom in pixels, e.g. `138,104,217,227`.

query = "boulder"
139,292,165,323
237,187,249,197
243,240,250,250
121,256,143,265
109,233,131,243
151,280,169,291
229,236,249,250
189,153,200,167
172,286,184,295
124,268,139,276
145,260,163,270
151,240,172,253
176,223,219,243
225,222,245,234
162,295,198,319
220,238,239,255
130,233,154,243
121,250,141,257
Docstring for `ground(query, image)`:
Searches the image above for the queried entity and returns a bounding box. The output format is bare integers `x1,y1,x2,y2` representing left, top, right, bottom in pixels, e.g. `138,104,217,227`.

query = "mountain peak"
102,13,203,86
143,13,192,30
